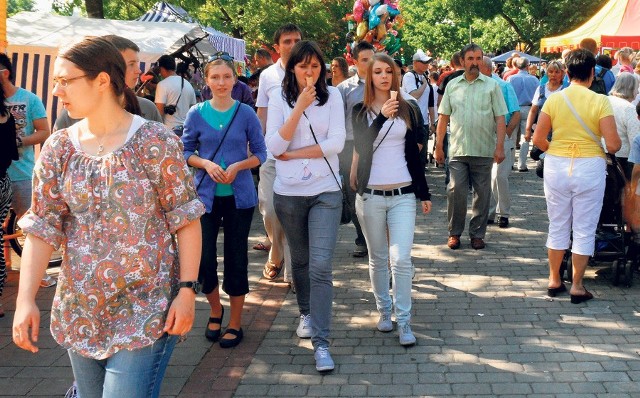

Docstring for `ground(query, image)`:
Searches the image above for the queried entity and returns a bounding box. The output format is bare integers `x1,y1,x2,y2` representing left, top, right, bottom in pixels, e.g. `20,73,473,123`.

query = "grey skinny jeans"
274,190,341,349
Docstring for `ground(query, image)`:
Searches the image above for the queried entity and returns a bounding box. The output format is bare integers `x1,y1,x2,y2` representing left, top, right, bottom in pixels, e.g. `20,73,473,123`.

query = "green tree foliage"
401,0,470,59
400,0,609,58
8,0,35,16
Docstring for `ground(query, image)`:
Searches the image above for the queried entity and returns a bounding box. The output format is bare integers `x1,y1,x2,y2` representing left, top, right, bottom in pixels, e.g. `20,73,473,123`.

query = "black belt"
364,186,414,197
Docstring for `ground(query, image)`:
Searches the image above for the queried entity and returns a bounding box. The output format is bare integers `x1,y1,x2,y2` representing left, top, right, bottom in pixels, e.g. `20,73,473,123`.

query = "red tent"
541,0,640,52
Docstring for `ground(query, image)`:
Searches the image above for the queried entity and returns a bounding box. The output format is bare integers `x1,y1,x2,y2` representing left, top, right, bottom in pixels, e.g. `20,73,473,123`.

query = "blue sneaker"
314,347,335,372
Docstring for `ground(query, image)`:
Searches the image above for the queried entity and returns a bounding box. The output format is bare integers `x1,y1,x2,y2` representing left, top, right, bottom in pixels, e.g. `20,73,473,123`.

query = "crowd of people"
1,22,639,396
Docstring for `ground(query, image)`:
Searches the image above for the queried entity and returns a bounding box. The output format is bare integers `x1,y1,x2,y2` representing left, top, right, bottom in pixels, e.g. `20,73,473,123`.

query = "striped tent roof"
136,1,194,23
541,0,640,52
137,2,245,61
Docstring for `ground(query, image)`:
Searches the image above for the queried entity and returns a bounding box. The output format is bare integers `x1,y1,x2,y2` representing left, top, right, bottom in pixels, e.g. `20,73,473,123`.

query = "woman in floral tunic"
12,37,205,398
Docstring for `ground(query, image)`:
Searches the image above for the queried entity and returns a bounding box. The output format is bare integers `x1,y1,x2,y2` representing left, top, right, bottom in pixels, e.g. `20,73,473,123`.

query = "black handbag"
303,112,352,225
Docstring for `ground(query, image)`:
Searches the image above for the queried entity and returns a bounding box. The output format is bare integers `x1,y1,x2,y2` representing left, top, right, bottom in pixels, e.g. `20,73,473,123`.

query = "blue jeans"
274,190,341,349
68,334,179,398
355,192,416,325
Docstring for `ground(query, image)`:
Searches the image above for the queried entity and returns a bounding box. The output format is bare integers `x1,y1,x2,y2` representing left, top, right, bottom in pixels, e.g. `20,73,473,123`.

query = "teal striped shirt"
438,73,508,158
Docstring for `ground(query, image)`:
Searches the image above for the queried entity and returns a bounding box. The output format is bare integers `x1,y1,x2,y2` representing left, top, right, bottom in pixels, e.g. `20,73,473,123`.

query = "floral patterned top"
19,117,205,359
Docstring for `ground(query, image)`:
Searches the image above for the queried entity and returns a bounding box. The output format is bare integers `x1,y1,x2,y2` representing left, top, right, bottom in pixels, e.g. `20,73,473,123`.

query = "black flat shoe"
205,306,224,342
219,327,243,348
570,289,594,304
547,283,567,297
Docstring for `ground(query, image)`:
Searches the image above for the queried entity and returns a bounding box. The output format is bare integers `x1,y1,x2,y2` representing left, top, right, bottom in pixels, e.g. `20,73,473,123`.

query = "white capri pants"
543,154,606,255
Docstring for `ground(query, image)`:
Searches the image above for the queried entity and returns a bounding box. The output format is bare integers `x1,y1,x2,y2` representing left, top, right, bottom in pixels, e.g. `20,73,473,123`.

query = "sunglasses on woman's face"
208,52,234,62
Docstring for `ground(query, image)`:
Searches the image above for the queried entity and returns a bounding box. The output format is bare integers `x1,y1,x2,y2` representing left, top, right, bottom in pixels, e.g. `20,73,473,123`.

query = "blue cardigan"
182,102,267,212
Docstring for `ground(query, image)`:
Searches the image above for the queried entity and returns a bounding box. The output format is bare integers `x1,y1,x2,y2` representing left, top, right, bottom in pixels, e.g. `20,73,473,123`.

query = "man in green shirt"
435,43,508,250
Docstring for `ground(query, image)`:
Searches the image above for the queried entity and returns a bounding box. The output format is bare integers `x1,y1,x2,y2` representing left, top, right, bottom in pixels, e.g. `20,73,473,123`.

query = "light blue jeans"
68,334,179,398
274,190,341,349
355,192,416,325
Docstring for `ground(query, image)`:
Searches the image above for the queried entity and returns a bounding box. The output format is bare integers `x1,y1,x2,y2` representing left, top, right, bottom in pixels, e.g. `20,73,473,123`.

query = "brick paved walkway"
1,156,639,397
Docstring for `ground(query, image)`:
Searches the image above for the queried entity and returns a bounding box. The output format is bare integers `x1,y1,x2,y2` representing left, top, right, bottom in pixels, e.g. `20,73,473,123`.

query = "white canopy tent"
7,11,218,125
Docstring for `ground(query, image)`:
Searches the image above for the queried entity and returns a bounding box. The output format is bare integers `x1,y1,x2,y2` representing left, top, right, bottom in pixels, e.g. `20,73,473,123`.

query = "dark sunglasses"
208,52,234,62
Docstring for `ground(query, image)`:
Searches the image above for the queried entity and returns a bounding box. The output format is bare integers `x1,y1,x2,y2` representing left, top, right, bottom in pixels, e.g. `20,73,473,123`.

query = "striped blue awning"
137,2,245,62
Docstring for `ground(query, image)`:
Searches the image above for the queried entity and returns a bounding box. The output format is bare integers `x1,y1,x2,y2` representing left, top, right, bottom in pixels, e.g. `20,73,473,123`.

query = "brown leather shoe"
447,235,461,250
470,237,486,250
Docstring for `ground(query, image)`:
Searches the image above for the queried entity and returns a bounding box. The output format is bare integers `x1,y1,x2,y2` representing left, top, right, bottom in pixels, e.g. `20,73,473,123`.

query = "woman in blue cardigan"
182,56,267,348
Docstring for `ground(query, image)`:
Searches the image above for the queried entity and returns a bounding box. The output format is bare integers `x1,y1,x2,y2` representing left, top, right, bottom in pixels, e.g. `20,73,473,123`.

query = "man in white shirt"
402,49,436,166
255,24,302,284
337,41,375,258
155,55,196,135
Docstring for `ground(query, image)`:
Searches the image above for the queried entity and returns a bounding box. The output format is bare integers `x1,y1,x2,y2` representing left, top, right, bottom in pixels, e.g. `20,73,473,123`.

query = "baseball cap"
413,49,432,63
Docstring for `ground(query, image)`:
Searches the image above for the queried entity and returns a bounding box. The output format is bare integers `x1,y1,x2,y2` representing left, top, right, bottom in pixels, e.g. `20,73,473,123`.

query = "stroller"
560,156,637,287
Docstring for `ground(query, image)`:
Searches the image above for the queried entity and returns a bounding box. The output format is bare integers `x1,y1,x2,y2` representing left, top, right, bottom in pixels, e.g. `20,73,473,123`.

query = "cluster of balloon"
344,0,403,64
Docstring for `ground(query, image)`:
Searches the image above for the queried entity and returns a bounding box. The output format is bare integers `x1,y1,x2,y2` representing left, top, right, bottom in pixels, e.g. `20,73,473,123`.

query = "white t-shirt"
155,75,196,129
256,60,286,109
366,115,411,186
256,60,286,160
531,83,562,105
402,71,434,124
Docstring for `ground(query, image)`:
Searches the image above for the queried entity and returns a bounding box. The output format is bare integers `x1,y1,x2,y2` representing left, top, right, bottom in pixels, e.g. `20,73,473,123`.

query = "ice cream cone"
390,90,397,100
306,76,313,87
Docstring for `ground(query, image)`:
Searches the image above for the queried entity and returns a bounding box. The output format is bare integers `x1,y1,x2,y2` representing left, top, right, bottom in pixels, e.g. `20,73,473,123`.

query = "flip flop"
263,260,283,280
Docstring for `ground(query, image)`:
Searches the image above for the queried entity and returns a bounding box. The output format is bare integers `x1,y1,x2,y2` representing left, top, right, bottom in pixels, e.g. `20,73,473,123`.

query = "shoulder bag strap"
372,118,395,154
173,77,184,107
196,102,242,190
303,111,342,190
560,91,602,147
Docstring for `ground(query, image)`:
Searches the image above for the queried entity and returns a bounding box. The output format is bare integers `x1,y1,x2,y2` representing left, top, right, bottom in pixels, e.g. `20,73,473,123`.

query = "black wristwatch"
178,281,202,294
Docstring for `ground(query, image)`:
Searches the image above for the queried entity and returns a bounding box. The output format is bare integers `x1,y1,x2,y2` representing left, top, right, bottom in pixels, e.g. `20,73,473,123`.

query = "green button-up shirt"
438,73,508,158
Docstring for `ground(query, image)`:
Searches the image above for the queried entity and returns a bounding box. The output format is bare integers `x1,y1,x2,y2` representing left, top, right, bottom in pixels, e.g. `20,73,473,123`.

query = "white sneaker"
296,314,312,338
377,313,393,332
398,323,416,346
314,346,335,372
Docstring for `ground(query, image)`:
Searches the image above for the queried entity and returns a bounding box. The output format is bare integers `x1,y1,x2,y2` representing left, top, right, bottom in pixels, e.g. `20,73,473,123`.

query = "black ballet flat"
219,328,243,348
547,283,567,297
570,289,594,304
205,306,224,342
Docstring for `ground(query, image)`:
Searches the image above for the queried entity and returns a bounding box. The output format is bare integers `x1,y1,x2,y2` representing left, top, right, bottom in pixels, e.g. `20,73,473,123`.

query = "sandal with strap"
219,327,243,348
205,306,224,342
263,260,283,280
253,242,271,251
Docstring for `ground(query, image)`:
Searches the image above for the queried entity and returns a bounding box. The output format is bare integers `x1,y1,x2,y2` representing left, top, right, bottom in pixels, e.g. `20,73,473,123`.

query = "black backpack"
589,67,608,95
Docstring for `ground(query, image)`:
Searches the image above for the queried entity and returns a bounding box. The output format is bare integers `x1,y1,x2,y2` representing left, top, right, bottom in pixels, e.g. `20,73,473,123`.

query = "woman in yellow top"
533,49,621,304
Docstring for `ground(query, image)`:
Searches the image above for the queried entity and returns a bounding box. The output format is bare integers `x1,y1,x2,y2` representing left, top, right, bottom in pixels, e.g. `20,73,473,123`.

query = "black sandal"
219,327,243,348
205,306,224,342
263,260,283,280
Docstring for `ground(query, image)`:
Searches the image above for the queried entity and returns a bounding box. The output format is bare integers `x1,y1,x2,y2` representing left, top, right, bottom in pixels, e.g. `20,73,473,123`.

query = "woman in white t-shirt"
266,40,345,373
351,53,432,347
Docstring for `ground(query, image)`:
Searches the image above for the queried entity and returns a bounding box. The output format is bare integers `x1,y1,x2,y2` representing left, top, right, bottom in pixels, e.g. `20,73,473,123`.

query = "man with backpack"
402,49,436,166
579,38,615,95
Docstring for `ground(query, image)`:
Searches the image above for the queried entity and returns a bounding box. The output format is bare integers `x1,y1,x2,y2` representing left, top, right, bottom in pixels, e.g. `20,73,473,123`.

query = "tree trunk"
85,0,104,18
